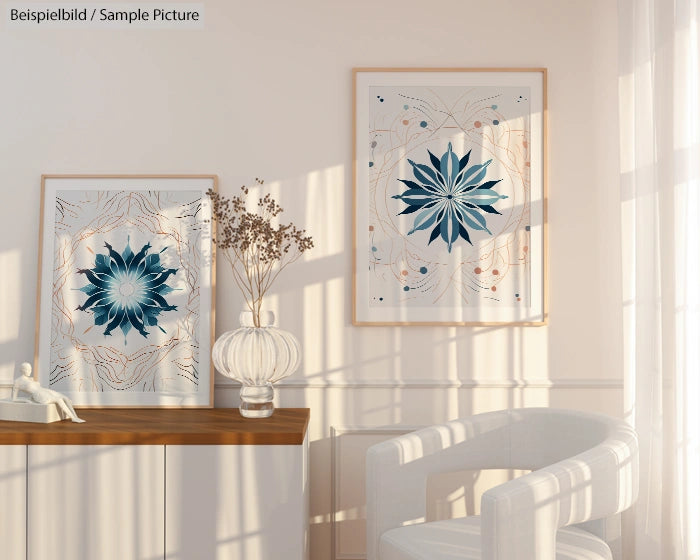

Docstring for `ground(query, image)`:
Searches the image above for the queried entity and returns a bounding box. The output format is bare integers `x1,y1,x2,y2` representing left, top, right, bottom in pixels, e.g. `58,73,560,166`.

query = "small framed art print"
35,175,216,406
353,68,547,325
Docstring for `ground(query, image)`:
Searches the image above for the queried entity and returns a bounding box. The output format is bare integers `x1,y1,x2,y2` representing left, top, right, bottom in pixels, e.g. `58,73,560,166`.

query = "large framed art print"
353,68,547,325
35,175,216,406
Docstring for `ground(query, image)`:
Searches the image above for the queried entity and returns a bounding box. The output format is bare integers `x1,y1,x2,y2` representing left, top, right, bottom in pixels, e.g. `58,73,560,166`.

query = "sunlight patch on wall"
303,165,345,262
303,281,324,376
0,250,21,345
324,277,345,372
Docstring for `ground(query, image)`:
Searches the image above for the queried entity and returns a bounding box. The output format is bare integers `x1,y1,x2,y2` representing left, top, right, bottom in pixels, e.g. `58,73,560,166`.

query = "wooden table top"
0,408,310,445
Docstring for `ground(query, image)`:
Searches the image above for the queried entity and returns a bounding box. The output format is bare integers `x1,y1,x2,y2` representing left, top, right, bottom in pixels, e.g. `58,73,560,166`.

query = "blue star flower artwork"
354,70,546,324
36,179,215,407
393,142,508,253
76,238,179,342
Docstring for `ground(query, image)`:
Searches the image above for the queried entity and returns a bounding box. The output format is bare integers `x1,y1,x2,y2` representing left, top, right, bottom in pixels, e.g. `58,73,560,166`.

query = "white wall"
0,1,622,558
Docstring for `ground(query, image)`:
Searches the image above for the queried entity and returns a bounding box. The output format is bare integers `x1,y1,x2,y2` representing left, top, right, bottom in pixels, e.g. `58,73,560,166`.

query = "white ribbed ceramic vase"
212,311,300,418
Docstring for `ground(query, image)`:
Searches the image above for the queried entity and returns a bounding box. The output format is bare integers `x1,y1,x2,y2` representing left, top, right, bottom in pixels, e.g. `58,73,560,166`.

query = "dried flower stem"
207,179,313,328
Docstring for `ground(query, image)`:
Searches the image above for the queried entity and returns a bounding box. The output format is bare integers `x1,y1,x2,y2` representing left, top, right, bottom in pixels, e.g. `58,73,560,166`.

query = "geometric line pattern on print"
47,190,204,393
393,142,508,253
76,237,179,344
367,87,532,308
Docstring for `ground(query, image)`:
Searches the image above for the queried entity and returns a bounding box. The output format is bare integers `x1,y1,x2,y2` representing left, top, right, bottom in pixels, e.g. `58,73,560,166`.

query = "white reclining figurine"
12,363,85,423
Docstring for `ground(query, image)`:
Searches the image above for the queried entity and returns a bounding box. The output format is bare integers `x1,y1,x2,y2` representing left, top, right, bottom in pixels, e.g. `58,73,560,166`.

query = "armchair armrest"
480,424,638,560
366,412,512,560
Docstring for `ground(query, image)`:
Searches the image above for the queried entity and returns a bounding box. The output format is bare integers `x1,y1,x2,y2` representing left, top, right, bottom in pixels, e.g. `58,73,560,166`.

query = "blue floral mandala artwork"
76,238,179,341
393,142,508,252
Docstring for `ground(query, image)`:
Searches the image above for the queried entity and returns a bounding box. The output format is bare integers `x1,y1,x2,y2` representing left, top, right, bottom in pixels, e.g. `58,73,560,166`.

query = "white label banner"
6,3,205,28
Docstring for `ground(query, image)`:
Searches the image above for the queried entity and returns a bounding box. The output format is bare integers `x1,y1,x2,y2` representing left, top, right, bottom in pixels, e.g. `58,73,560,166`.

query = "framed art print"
353,68,547,325
35,175,216,406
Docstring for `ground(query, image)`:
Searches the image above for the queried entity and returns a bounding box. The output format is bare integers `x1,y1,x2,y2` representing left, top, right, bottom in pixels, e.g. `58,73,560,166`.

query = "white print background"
50,189,203,394
367,85,532,311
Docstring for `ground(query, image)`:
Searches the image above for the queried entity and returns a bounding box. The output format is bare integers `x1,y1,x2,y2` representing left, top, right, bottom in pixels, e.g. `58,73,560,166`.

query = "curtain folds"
619,0,700,558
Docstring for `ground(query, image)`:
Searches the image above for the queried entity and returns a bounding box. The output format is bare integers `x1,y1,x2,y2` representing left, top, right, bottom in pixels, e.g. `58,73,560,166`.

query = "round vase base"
239,384,275,419
240,401,274,418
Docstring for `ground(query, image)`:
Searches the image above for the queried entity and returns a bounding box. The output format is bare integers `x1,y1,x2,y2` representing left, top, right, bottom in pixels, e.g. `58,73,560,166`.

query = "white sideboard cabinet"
0,408,310,560
0,445,25,559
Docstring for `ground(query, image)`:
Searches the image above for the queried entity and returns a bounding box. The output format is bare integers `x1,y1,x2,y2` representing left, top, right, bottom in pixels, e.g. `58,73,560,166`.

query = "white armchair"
366,408,638,560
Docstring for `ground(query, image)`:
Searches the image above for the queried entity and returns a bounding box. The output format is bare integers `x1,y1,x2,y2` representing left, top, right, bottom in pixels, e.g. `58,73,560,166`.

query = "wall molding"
0,378,624,392
216,378,624,390
330,426,420,560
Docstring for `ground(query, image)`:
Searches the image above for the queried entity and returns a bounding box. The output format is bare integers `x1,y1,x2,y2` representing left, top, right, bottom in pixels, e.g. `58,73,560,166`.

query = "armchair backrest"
366,408,638,560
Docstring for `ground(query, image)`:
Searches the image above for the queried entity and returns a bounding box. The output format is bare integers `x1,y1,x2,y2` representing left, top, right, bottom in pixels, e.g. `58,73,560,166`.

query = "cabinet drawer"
165,440,308,560
27,445,164,560
0,446,25,560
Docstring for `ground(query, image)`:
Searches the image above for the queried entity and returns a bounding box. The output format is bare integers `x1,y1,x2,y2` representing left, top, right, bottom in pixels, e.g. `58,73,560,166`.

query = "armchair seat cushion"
379,516,612,560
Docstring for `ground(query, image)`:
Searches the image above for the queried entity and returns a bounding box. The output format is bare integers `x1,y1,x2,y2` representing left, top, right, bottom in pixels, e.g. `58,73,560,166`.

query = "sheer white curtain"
619,0,700,558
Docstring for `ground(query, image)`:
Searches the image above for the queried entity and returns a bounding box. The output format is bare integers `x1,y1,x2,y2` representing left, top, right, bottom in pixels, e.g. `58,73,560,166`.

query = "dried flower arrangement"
207,178,314,328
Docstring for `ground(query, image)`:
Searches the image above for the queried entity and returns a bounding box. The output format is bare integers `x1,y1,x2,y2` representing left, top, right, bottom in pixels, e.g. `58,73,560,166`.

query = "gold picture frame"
35,175,216,407
353,68,548,326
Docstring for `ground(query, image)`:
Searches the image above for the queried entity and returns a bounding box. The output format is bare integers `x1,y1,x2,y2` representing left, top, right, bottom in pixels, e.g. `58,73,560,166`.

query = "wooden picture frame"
353,68,547,325
35,175,216,407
